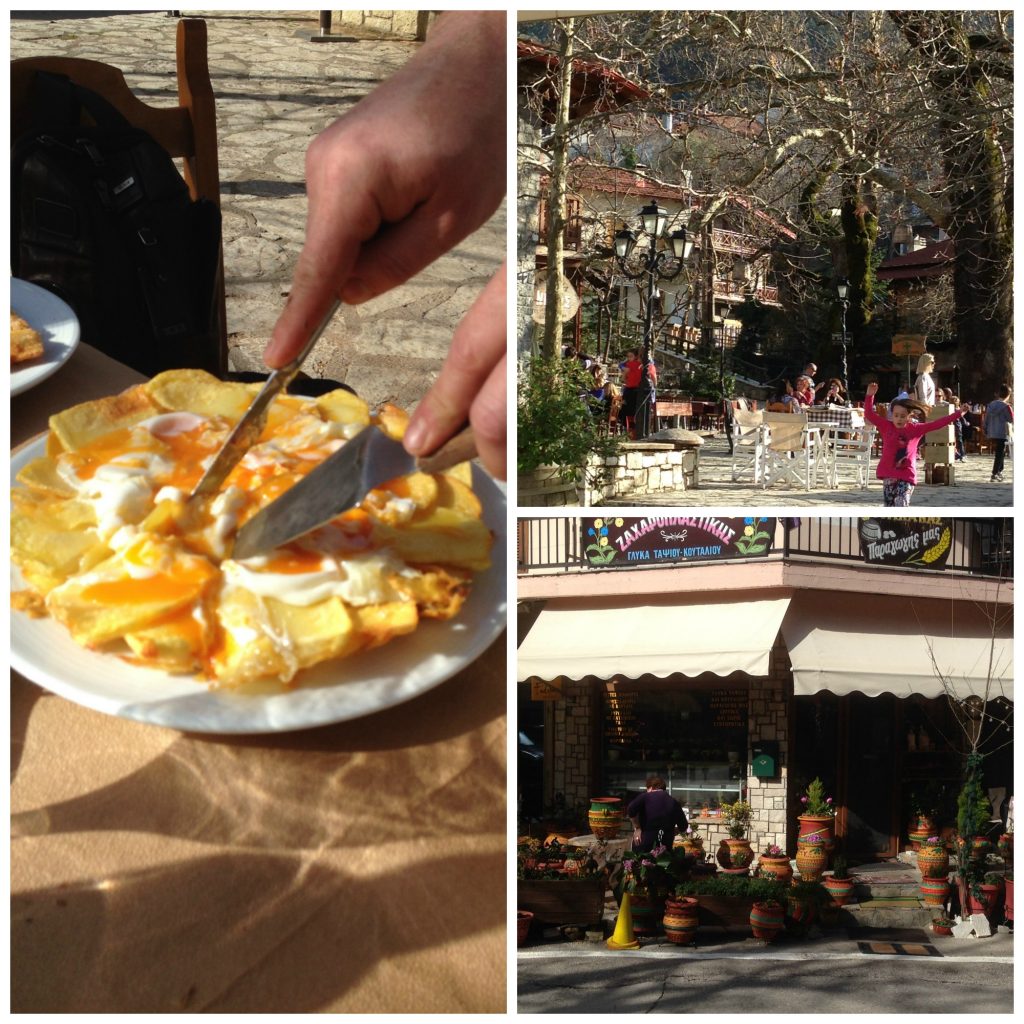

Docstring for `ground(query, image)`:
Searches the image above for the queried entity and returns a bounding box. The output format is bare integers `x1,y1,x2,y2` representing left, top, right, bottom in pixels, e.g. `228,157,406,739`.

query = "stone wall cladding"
550,677,593,816
332,10,433,38
584,445,699,504
747,640,791,852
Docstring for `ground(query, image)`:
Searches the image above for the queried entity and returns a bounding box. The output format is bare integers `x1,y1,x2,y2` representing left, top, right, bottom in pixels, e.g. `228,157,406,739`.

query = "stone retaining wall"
331,10,433,39
583,443,699,505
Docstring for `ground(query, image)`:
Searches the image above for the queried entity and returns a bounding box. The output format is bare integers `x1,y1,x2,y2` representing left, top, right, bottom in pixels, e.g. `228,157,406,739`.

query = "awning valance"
516,596,790,682
781,591,1013,700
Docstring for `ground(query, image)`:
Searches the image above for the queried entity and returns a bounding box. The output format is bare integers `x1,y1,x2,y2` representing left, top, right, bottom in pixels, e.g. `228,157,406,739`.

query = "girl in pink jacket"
864,382,966,506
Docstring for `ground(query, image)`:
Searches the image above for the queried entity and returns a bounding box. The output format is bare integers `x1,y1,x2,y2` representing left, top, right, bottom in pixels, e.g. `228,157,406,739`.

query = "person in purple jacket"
627,776,688,852
864,382,966,506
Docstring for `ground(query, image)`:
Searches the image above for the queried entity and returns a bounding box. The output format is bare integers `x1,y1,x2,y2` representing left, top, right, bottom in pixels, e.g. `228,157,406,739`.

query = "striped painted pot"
916,845,950,879
588,797,623,839
662,897,699,945
750,900,785,943
798,814,835,852
919,878,951,907
628,893,666,936
757,855,794,885
824,876,856,907
795,841,829,881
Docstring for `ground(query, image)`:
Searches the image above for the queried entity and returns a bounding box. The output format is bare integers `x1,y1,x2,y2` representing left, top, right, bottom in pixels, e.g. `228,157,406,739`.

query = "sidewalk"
10,10,505,415
603,434,1012,507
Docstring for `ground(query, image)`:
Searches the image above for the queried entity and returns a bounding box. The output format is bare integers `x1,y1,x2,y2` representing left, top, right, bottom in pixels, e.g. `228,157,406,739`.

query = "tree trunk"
541,19,575,360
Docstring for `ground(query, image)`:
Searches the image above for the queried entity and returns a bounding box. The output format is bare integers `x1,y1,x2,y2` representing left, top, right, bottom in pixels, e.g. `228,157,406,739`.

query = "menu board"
582,516,775,567
602,686,747,761
858,518,952,570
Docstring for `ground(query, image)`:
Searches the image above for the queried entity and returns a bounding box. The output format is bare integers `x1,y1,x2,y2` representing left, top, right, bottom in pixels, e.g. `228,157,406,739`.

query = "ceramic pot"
757,855,794,885
798,813,835,852
917,844,950,879
916,814,937,835
517,910,534,946
628,892,667,936
824,875,856,906
908,830,929,852
677,837,705,862
932,921,953,936
795,841,828,882
919,878,951,907
1004,878,1013,922
963,881,1003,920
716,838,754,872
750,900,785,943
588,797,623,839
997,833,1013,863
662,896,699,945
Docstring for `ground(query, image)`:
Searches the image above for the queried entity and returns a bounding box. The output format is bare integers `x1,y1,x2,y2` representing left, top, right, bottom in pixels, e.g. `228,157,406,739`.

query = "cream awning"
782,591,1013,699
516,596,790,682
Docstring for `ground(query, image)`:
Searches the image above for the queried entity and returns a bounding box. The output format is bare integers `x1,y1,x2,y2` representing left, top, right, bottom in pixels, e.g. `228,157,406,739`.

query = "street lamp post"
836,278,850,396
614,202,692,439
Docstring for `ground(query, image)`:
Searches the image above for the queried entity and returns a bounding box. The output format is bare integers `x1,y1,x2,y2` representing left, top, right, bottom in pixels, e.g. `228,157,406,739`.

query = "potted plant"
517,839,608,928
931,914,955,936
615,843,692,936
798,777,836,853
674,874,789,932
716,800,755,873
588,796,624,839
662,893,700,945
517,356,620,506
917,834,951,879
997,828,1013,864
756,842,794,885
676,826,706,862
908,781,943,837
517,910,534,946
795,833,829,882
786,879,829,935
1004,869,1013,925
823,855,856,906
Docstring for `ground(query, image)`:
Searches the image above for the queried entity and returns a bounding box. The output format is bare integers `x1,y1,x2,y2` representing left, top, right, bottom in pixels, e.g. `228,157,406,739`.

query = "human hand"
264,12,505,369
866,382,879,397
402,268,505,479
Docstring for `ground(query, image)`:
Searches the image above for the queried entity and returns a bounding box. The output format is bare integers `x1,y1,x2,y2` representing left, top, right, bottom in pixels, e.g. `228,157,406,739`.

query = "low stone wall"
330,10,433,39
583,443,699,505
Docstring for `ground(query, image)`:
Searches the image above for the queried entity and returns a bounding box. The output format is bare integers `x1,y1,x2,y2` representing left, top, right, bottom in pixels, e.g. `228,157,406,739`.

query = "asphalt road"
518,952,1013,1013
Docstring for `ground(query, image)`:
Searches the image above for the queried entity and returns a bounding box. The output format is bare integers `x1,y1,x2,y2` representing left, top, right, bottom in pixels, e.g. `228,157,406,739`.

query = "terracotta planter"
517,878,606,927
795,841,829,882
932,921,953,936
757,855,794,885
716,838,755,872
916,815,937,835
662,896,699,945
824,875,856,907
628,892,667,936
1004,878,1013,922
588,797,623,839
677,837,705,862
798,814,835,852
919,878,951,907
908,830,929,852
960,878,1004,921
917,845,951,879
750,900,785,943
517,910,534,946
786,894,817,934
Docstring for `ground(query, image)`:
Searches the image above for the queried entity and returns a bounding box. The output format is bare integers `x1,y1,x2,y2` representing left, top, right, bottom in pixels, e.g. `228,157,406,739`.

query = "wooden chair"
11,19,227,376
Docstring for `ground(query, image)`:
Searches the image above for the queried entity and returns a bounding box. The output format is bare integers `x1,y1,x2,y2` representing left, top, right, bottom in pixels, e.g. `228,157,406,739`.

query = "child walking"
984,385,1014,482
864,382,966,506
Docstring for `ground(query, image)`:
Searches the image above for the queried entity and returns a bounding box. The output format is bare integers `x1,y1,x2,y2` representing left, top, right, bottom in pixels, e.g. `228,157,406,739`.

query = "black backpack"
12,71,223,377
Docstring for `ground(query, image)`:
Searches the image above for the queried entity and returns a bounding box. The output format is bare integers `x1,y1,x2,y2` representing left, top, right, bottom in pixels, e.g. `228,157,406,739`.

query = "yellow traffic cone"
607,891,641,949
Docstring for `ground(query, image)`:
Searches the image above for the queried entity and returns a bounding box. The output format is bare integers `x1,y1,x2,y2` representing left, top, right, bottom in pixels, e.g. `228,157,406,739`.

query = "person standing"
914,353,936,406
627,777,688,852
984,384,1014,483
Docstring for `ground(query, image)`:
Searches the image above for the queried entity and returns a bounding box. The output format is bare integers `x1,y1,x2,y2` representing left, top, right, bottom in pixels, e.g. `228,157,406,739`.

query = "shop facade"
517,517,1013,859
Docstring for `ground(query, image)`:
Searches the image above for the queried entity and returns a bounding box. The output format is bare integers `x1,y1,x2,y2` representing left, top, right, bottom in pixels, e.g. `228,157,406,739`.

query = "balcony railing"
518,517,1012,578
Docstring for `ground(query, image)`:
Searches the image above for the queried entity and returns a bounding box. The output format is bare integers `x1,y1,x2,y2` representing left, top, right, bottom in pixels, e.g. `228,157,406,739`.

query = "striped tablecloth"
806,406,865,432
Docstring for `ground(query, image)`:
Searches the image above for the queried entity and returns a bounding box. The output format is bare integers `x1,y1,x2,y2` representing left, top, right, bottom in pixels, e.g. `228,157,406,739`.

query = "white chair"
828,426,876,489
730,409,767,483
761,413,822,491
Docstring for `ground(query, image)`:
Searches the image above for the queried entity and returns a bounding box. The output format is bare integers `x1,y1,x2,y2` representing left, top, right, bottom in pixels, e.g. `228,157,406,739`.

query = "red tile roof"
877,239,954,281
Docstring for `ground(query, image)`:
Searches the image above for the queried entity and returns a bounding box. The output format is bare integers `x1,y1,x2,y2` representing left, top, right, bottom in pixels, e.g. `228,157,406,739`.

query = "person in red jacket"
619,349,657,438
864,382,966,506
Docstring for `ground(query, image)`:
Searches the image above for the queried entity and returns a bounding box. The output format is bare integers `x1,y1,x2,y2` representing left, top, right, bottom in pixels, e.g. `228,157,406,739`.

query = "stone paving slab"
11,10,505,415
601,435,1013,508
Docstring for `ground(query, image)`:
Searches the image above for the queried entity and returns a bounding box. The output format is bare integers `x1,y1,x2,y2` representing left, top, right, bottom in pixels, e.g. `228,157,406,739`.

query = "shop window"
600,680,748,814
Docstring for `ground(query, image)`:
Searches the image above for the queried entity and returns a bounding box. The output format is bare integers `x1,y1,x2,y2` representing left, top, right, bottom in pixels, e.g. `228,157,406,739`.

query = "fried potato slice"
125,610,211,673
211,587,295,687
264,596,362,668
350,600,420,651
11,313,44,363
316,388,372,427
146,369,258,421
374,402,409,441
49,383,162,453
11,492,106,591
15,455,77,498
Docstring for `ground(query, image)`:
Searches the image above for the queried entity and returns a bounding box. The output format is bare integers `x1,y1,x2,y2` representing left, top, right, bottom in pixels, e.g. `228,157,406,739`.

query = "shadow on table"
12,848,505,1012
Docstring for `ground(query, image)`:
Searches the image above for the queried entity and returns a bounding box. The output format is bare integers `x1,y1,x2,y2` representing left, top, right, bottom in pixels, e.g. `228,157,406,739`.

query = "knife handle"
415,425,477,475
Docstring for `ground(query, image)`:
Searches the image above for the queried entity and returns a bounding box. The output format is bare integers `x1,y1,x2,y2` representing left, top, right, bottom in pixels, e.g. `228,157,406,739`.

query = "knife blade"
190,298,342,500
230,424,477,560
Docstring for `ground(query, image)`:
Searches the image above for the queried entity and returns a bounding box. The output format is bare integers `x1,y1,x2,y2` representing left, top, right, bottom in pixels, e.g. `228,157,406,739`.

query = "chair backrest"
733,409,764,436
11,19,227,375
764,411,809,452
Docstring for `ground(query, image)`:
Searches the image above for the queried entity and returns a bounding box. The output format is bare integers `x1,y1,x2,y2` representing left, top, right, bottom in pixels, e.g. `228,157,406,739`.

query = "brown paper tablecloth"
11,347,507,1012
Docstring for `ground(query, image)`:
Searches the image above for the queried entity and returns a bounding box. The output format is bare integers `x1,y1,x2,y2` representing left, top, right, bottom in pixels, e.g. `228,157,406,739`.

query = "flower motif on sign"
734,516,771,556
585,518,621,565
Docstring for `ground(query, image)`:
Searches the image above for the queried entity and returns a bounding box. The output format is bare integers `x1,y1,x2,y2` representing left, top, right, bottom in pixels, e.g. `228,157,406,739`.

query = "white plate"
11,435,507,733
11,278,81,396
